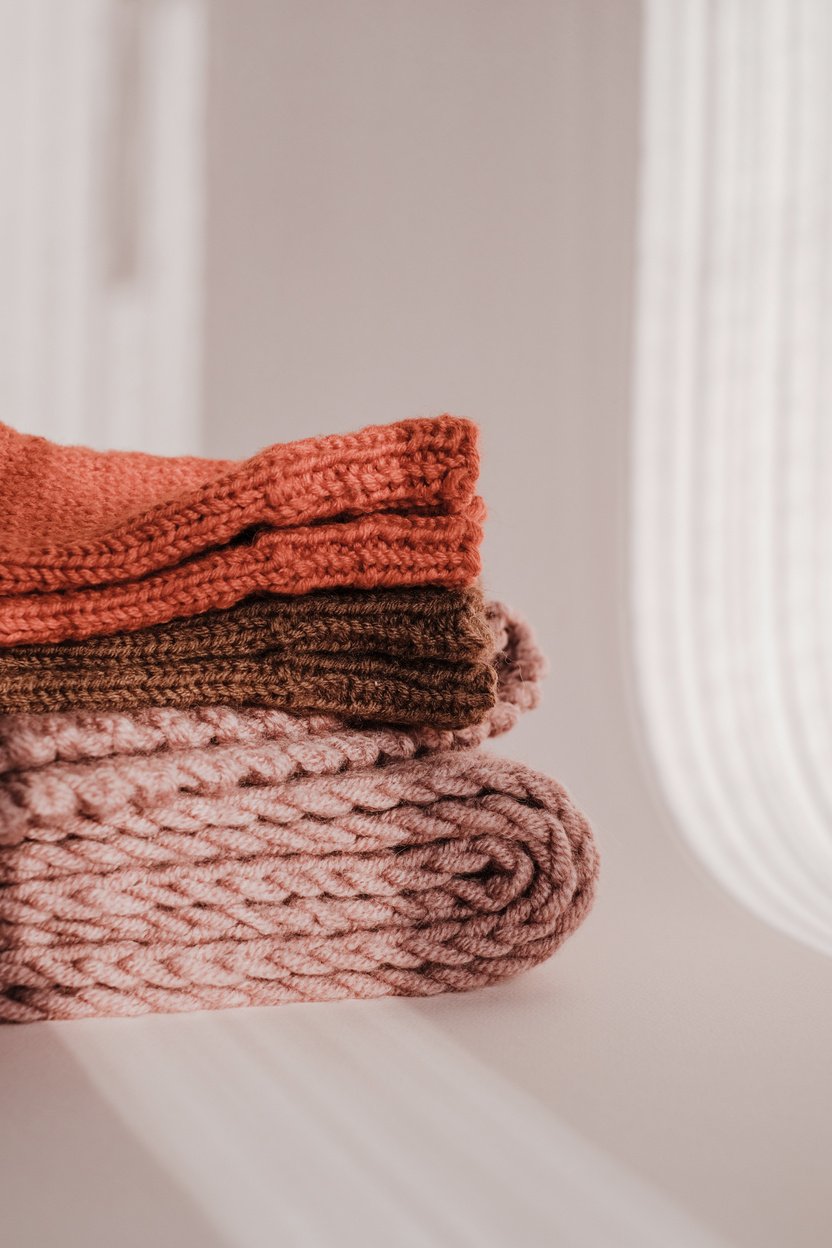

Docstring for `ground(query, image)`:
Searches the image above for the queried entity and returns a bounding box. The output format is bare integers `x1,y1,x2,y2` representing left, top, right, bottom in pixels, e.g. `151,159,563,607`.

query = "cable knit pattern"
0,416,483,645
0,604,597,1023
0,752,598,1023
0,587,495,724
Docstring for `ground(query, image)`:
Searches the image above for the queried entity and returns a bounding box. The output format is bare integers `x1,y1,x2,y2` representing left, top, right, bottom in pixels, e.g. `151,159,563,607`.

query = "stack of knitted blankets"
0,416,598,1022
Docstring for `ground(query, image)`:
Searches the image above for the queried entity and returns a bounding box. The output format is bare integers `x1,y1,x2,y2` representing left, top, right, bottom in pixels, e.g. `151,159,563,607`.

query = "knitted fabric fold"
0,604,597,1024
0,416,483,646
0,751,598,1022
0,588,496,726
0,602,545,837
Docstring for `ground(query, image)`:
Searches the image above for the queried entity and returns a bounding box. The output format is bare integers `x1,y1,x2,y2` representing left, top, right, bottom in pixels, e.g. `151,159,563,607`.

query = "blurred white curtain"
632,0,832,953
0,0,205,453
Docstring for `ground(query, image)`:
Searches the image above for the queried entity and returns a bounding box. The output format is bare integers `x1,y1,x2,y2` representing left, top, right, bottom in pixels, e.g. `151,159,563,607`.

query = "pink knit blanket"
0,607,598,1022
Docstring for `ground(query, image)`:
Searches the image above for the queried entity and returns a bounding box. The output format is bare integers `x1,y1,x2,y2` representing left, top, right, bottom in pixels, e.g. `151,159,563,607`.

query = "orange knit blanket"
0,416,482,646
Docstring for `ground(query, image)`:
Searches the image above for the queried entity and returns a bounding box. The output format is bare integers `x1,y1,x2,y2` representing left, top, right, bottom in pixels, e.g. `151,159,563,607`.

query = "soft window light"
631,0,832,954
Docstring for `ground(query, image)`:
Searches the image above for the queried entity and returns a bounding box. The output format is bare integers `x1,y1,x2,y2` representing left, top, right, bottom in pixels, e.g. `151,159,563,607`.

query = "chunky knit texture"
0,751,598,1023
0,416,483,645
0,605,596,1023
0,587,495,725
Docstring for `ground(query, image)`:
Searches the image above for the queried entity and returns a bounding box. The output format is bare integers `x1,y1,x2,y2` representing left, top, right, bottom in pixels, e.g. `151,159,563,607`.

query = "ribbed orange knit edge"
0,508,484,646
0,416,479,593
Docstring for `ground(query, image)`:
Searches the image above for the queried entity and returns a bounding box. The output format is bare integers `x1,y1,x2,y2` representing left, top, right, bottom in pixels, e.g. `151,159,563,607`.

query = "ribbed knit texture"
0,605,601,1023
0,603,543,841
0,587,495,725
0,416,483,645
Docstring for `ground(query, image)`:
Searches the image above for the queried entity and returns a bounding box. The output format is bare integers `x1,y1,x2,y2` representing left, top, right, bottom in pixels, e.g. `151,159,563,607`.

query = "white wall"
0,0,204,453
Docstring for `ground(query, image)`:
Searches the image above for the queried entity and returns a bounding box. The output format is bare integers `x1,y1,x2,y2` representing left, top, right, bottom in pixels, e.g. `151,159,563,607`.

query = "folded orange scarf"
0,416,482,646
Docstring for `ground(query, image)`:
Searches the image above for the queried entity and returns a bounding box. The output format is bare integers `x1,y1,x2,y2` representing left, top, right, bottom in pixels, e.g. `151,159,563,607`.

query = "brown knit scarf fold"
0,587,496,727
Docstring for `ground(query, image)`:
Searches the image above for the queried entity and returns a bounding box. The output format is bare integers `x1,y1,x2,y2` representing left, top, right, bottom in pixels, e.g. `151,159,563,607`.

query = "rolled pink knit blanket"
0,750,598,1022
0,606,598,1022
